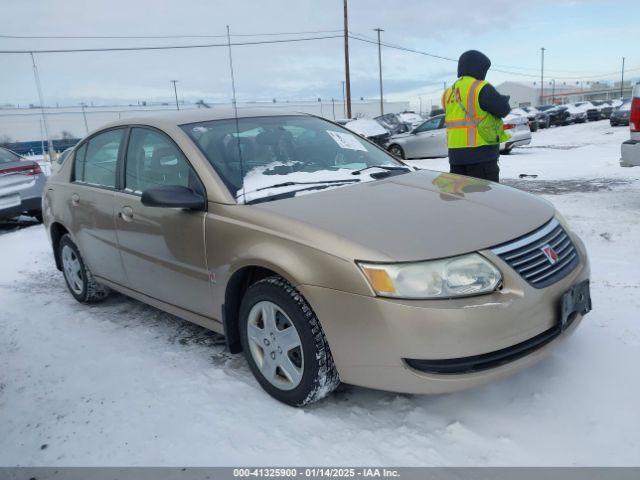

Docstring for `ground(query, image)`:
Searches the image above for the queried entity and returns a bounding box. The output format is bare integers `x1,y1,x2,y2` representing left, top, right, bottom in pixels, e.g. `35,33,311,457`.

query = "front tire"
239,276,340,407
387,144,405,159
59,234,109,303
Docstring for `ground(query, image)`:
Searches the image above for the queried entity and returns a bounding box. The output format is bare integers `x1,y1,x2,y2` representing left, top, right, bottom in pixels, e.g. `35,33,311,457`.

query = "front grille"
492,219,579,289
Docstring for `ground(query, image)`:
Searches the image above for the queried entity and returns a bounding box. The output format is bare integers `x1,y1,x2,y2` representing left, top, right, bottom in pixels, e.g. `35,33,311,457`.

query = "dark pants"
450,161,500,182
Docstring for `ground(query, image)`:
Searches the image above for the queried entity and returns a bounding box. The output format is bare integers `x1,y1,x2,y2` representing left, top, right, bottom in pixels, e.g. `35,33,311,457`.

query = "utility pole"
80,103,89,134
621,57,625,99
540,47,545,105
30,52,53,159
373,27,384,116
170,80,180,110
343,0,352,118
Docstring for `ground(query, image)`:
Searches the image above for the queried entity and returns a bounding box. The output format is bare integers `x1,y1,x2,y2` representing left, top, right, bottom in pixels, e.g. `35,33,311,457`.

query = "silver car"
387,115,448,160
0,146,46,221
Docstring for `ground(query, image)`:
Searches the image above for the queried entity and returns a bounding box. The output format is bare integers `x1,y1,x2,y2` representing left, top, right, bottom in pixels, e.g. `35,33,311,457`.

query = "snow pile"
344,118,388,138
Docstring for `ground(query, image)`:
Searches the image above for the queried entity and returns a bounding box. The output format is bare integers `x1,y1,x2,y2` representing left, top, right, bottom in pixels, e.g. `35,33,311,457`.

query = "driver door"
113,126,214,316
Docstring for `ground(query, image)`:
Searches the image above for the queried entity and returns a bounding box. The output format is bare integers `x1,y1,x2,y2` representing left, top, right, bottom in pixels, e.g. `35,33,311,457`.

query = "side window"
414,117,441,133
125,127,203,195
73,144,87,181
79,129,123,187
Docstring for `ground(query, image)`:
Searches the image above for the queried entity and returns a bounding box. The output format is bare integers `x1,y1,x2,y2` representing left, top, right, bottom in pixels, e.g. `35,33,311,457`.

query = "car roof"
97,108,307,131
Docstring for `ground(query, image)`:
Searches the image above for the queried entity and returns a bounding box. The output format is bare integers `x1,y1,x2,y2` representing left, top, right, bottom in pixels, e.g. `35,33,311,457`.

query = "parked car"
501,113,532,154
511,108,538,132
620,84,640,167
588,100,614,120
386,114,447,159
610,100,631,126
374,113,410,136
539,105,571,126
565,104,588,123
523,106,551,130
397,111,425,129
343,118,390,147
0,146,46,222
43,110,591,406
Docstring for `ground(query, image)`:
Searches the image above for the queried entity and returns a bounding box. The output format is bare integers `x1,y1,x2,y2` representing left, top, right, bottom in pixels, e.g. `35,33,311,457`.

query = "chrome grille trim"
492,219,580,289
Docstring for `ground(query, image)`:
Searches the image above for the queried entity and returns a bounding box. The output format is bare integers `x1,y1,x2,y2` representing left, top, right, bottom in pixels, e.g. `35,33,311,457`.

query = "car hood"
254,169,555,262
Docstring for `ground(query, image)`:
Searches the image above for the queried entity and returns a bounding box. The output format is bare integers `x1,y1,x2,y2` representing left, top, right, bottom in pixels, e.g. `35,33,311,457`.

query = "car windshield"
0,147,21,163
181,115,406,204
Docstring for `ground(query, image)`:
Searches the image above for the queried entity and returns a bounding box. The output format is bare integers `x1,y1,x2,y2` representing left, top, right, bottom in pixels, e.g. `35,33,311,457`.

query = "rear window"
0,147,21,163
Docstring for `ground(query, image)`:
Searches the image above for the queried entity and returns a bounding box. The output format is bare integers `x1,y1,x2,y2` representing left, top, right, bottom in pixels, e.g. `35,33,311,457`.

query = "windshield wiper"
245,184,352,205
254,178,360,192
351,165,412,176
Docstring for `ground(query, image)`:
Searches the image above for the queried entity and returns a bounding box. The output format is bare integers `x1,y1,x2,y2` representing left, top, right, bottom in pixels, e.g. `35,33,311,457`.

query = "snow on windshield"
239,161,379,203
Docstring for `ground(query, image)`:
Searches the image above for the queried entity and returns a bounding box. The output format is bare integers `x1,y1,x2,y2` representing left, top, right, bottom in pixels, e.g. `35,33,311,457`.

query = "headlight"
358,253,502,299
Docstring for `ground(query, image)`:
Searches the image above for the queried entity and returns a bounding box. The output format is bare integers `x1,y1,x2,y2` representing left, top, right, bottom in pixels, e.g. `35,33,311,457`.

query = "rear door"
68,128,128,284
113,126,213,316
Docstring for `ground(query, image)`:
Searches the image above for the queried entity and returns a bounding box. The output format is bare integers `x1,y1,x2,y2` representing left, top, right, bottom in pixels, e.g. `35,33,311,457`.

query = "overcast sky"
1,0,638,109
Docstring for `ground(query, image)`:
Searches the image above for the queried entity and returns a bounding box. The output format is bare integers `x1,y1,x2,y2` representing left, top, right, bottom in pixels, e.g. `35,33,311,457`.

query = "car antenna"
226,25,246,203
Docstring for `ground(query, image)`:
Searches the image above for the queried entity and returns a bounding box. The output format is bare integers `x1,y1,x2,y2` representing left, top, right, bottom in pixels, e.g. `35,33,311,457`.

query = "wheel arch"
50,221,70,271
223,263,296,354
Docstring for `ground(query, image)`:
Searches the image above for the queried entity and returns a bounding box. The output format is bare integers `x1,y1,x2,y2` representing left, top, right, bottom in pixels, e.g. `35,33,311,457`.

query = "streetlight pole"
373,27,384,116
540,47,545,105
170,80,180,110
343,0,352,118
29,52,53,159
621,57,625,99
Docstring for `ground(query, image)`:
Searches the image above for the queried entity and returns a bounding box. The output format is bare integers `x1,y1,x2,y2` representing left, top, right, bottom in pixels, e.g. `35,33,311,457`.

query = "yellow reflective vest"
442,76,510,148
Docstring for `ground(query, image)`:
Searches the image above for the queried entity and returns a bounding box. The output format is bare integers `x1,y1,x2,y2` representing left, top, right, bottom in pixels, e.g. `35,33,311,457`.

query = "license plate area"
560,280,591,330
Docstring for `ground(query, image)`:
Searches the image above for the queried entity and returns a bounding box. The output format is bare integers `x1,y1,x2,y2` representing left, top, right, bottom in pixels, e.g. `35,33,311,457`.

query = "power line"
0,29,344,40
0,34,343,54
349,33,639,81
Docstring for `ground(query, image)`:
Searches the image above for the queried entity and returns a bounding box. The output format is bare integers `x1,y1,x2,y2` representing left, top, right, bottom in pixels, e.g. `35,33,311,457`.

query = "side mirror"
141,185,205,210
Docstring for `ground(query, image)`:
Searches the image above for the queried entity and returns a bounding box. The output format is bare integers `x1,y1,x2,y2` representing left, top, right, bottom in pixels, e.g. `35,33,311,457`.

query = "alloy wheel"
61,245,84,295
246,300,304,391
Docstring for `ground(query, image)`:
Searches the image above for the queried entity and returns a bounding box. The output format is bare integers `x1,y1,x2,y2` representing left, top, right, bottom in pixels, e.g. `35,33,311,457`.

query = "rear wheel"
59,234,109,303
239,276,340,406
387,144,405,159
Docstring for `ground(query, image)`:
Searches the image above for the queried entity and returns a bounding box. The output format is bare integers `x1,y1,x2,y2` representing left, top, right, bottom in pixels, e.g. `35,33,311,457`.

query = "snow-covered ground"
1,120,639,466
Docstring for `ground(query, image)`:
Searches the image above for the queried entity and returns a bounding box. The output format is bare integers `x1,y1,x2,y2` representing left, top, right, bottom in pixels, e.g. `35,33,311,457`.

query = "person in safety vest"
442,50,511,182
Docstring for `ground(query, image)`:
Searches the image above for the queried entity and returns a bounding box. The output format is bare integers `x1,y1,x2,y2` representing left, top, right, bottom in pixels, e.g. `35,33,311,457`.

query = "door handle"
71,193,80,206
119,206,134,222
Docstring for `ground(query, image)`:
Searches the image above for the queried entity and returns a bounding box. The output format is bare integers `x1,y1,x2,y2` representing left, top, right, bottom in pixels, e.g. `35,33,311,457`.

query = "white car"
501,113,532,154
343,118,391,148
620,83,640,167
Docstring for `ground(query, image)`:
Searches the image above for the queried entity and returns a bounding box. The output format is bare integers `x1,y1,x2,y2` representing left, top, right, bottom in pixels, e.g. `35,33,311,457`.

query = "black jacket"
448,50,511,166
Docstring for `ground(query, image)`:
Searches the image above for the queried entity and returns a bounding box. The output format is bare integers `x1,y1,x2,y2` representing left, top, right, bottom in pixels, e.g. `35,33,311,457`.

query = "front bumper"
620,139,640,167
299,233,590,394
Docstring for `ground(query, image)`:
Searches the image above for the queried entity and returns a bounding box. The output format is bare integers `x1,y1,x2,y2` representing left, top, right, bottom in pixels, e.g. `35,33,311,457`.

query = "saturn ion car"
43,110,591,406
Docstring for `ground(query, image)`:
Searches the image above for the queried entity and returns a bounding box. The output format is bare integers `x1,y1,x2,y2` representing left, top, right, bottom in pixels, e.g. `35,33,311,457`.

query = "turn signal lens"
362,267,396,294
